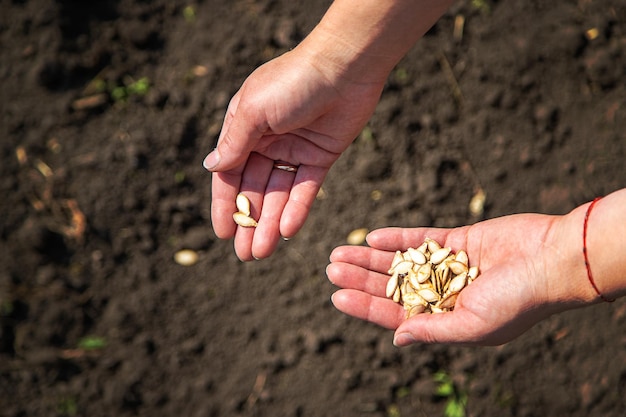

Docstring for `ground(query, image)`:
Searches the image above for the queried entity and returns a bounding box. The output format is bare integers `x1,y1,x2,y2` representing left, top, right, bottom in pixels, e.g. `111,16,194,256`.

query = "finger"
251,167,296,259
219,91,241,144
206,92,266,172
331,289,405,330
366,227,451,251
203,92,242,171
326,261,389,297
329,245,396,275
366,226,472,253
392,308,486,346
233,154,273,261
211,170,243,239
280,165,328,238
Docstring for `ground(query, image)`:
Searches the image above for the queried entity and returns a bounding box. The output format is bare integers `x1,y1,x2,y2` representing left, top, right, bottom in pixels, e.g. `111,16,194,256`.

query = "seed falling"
385,237,480,317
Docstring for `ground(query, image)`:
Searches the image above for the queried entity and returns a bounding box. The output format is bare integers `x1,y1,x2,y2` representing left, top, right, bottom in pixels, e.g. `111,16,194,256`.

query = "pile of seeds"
233,193,257,227
386,238,479,317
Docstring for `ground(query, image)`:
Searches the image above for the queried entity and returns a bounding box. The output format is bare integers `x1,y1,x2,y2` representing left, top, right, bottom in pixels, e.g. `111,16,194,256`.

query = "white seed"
425,238,441,253
415,263,432,284
402,292,427,307
448,272,468,294
437,293,458,310
407,247,427,265
233,212,258,227
386,272,400,298
389,251,404,273
447,260,469,275
393,287,402,303
406,304,427,318
430,247,452,265
174,249,199,266
235,193,251,217
402,278,414,296
455,250,469,266
392,260,413,276
346,228,368,245
469,188,486,216
468,266,479,281
386,238,479,316
408,270,420,290
418,287,440,303
438,265,450,292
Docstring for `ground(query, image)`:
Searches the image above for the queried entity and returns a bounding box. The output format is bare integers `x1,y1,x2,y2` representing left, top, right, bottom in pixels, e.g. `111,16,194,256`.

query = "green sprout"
174,171,186,184
394,67,409,84
357,125,377,150
56,396,78,416
471,0,491,15
183,5,196,22
110,77,151,103
434,371,468,417
127,77,150,95
91,78,108,94
386,404,401,417
77,336,107,350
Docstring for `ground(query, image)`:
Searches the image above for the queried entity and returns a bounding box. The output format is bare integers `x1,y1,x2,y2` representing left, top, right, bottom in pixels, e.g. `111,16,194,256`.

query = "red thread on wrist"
583,197,614,302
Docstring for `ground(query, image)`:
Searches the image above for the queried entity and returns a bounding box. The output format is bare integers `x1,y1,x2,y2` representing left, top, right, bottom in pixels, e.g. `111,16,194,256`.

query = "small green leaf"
436,382,454,397
57,396,78,416
111,86,127,102
444,400,466,417
78,336,107,350
128,77,150,95
183,5,196,22
386,404,401,417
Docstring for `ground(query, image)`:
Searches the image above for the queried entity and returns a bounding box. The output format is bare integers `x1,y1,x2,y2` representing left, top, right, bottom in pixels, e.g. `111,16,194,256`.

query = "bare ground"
1,0,626,416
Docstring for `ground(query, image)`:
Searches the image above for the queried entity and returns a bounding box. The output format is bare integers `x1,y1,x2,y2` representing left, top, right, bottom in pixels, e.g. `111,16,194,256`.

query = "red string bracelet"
583,197,614,302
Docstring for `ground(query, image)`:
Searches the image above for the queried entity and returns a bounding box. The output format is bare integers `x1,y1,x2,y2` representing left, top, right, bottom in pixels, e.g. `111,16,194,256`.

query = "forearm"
297,0,455,84
549,188,626,307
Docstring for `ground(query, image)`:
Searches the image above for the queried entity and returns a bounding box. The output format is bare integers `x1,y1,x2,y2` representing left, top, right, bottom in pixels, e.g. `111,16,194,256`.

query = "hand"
327,213,596,346
205,47,385,261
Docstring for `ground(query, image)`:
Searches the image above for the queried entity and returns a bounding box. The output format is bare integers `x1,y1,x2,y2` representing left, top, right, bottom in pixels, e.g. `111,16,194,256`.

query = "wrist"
298,0,453,85
543,204,601,309
580,191,626,301
296,25,392,87
546,191,626,308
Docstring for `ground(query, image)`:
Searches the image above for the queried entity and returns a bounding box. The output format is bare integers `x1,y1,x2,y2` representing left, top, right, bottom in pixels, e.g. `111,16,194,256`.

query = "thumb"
203,94,266,172
392,309,488,346
393,313,459,346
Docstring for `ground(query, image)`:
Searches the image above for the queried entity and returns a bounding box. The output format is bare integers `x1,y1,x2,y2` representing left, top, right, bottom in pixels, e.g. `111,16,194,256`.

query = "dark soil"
2,0,626,416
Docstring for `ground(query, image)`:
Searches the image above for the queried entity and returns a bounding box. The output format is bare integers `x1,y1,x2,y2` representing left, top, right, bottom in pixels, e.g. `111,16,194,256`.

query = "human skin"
327,188,626,346
204,0,454,261
203,0,626,346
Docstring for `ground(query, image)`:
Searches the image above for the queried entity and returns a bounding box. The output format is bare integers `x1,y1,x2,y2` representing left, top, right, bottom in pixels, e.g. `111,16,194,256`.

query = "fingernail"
203,149,220,171
393,332,416,347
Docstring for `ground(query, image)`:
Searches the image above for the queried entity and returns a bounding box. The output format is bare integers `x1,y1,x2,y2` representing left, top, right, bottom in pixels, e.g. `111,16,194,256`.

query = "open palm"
327,213,591,346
